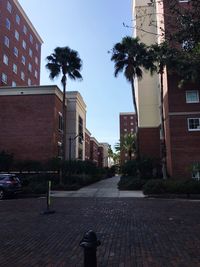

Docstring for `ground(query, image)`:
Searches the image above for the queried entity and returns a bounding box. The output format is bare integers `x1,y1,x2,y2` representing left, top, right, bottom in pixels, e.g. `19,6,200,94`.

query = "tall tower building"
119,112,136,164
0,0,43,87
132,0,200,178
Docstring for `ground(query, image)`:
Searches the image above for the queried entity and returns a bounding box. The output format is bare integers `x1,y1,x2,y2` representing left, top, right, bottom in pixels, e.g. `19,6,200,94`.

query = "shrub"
118,176,146,190
143,179,200,195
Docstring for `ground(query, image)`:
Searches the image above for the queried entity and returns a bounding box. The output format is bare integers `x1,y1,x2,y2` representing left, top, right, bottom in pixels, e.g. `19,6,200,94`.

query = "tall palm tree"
111,37,156,157
46,47,82,163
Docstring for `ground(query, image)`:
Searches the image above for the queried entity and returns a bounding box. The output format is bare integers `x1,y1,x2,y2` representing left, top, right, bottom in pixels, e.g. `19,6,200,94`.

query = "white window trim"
2,73,7,84
13,64,17,74
15,30,19,41
3,54,8,65
7,1,12,13
188,118,200,131
186,90,199,103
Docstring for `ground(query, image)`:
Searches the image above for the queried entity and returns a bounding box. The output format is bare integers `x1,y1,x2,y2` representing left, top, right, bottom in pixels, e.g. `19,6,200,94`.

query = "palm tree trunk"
131,79,140,159
61,75,67,185
160,71,167,179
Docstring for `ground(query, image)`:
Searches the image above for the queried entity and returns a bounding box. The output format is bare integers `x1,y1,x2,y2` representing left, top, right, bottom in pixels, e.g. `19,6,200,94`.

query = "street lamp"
68,133,84,161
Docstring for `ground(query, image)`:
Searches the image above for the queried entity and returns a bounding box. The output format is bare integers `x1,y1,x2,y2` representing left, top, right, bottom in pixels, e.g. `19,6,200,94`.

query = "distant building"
119,112,136,164
99,143,109,167
90,137,99,166
0,0,43,87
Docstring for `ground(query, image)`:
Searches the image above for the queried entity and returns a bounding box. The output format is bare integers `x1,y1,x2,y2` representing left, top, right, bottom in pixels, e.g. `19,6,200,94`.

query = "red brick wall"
168,115,200,179
0,94,62,162
138,127,161,160
0,0,41,87
90,140,98,165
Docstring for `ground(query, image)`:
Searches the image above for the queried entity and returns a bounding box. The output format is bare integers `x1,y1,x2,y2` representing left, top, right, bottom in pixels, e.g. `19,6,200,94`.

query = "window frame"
4,36,9,47
7,1,12,13
15,30,19,41
13,47,18,57
6,18,11,30
188,118,200,131
2,73,7,84
186,90,199,103
16,14,20,24
13,63,17,74
3,54,9,65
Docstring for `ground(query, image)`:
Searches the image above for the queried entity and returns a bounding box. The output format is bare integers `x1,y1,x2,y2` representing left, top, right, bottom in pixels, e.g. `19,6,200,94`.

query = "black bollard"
80,230,101,267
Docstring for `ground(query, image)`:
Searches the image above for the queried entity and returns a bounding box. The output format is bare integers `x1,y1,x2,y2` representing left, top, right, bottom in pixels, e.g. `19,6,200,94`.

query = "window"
188,118,200,131
57,142,62,158
36,43,39,51
13,47,18,57
131,116,134,119
34,70,38,78
28,63,32,72
192,171,200,180
2,73,7,84
3,54,8,65
58,112,63,131
186,91,199,103
16,14,20,24
21,55,26,65
23,25,27,34
179,0,189,2
6,18,10,30
13,63,17,74
22,40,26,49
4,36,9,47
28,78,31,86
78,116,83,144
124,129,127,132
35,57,38,64
124,116,127,120
131,128,134,132
12,81,16,87
125,153,128,157
29,48,32,57
21,71,25,80
15,30,19,41
30,34,33,43
7,1,12,13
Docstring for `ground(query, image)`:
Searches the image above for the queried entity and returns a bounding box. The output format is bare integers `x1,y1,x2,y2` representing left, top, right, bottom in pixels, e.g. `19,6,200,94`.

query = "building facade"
0,86,63,162
66,91,86,161
119,112,136,164
132,0,200,179
0,0,43,87
90,137,99,166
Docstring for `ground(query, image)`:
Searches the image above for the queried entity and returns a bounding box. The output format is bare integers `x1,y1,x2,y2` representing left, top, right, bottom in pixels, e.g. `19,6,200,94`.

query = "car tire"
0,188,4,200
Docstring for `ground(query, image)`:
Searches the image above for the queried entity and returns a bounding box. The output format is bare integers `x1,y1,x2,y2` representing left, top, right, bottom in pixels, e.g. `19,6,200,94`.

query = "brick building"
119,112,136,164
85,129,91,161
0,0,42,87
133,0,200,179
90,137,99,166
0,86,63,162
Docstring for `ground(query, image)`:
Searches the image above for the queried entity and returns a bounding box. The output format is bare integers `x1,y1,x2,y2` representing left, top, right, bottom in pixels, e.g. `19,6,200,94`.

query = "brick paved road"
0,197,200,267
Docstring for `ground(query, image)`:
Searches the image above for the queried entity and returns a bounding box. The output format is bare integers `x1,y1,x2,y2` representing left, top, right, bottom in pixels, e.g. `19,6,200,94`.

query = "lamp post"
68,133,84,161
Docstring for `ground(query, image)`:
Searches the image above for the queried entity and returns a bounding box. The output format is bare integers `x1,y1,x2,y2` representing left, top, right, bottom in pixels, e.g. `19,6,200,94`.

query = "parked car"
0,174,22,199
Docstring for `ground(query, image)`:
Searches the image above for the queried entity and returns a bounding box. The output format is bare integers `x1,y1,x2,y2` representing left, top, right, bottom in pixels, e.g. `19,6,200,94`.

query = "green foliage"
115,133,136,161
118,176,146,190
143,179,200,195
121,158,159,179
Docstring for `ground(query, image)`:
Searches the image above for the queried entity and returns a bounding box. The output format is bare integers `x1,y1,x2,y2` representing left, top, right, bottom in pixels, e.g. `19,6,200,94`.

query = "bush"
143,179,200,195
118,176,146,190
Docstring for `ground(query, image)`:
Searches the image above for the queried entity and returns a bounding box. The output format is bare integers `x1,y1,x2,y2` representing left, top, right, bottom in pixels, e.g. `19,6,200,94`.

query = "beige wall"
66,91,86,160
132,0,161,128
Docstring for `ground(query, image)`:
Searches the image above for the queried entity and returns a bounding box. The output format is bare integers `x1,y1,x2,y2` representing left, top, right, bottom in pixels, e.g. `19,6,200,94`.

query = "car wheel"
0,188,4,200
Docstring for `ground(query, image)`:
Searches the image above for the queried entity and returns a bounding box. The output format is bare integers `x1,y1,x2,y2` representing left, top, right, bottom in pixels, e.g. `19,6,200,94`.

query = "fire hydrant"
80,230,101,267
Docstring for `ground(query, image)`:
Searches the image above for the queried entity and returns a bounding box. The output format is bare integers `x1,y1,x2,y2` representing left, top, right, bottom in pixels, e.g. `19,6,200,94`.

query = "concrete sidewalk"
51,175,145,198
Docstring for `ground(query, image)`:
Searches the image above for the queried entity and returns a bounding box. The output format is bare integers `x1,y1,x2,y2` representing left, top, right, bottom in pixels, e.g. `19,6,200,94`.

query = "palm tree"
115,133,136,161
111,37,156,157
46,47,82,162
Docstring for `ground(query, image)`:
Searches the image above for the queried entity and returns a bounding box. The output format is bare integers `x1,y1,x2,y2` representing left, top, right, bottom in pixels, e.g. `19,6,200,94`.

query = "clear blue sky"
18,0,133,149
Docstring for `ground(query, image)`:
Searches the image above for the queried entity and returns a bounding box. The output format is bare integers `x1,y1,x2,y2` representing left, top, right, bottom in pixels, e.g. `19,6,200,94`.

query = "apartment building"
90,137,99,166
0,86,63,162
85,129,91,161
132,0,200,179
0,0,42,87
119,112,136,164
